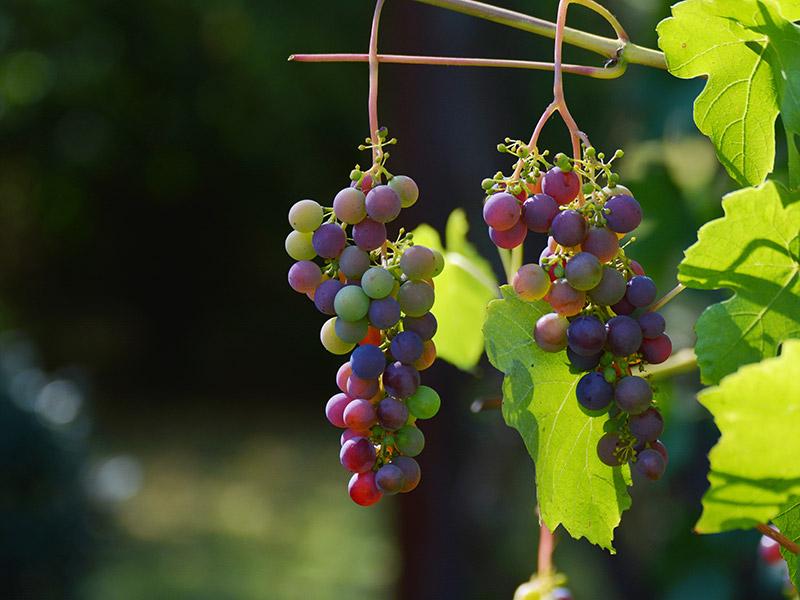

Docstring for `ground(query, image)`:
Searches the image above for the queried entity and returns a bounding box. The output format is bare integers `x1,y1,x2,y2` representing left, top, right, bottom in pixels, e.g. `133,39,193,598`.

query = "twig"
646,348,697,381
650,282,686,313
367,0,386,165
757,523,800,555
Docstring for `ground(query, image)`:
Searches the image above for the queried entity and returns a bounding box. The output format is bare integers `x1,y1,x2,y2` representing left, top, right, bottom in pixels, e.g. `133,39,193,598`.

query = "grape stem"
538,522,555,575
649,282,686,312
757,523,800,555
368,0,386,167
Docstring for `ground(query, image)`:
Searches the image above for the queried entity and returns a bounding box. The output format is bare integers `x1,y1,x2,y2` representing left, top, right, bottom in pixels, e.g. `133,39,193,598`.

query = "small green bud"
600,352,614,366
377,126,389,139
603,367,617,383
554,263,565,278
582,183,594,195
609,173,620,185
350,169,362,181
614,149,624,158
597,152,606,160
481,178,494,190
519,145,530,157
497,143,508,153
585,147,596,158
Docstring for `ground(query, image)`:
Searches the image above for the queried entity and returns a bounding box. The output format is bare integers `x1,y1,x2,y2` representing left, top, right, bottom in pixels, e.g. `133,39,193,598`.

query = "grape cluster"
286,136,443,506
482,144,672,481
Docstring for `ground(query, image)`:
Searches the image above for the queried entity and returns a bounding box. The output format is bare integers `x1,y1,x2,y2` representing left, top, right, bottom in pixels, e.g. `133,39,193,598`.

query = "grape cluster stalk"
286,134,443,505
482,145,672,481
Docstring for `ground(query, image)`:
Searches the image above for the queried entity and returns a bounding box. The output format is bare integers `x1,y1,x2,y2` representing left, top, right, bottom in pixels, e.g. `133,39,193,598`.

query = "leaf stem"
757,523,800,555
368,0,386,166
649,282,686,312
646,347,697,381
538,522,555,575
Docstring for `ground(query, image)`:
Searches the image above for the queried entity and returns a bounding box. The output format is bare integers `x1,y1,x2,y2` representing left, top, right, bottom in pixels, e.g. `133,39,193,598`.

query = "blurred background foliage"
0,0,790,598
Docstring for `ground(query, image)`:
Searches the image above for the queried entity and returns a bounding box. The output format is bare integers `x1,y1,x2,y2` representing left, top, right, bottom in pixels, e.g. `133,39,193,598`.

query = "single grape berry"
640,334,672,364
325,393,352,428
431,250,445,277
375,464,405,495
320,318,356,355
336,362,352,393
395,425,425,456
390,331,424,364
338,245,371,279
343,398,378,431
759,530,784,564
522,193,559,232
605,315,643,357
402,313,437,341
365,185,402,223
388,175,419,208
288,199,324,232
629,407,664,443
350,344,386,379
565,252,603,291
542,166,580,205
398,281,435,317
312,223,347,258
368,297,401,329
634,448,666,481
377,396,409,431
544,279,585,316
333,188,367,224
287,260,322,294
550,209,587,247
383,361,420,399
615,375,653,414
340,437,377,473
393,456,421,492
340,428,360,446
414,340,437,371
334,285,371,322
534,312,569,352
567,315,607,356
335,318,369,344
489,220,528,249
314,279,344,315
582,227,619,263
588,267,627,306
626,275,657,308
353,218,387,251
604,194,642,233
483,192,520,231
407,385,440,420
285,230,316,261
513,264,551,301
400,246,436,281
629,259,646,276
611,296,636,316
361,267,395,299
348,471,382,506
576,372,614,411
346,374,379,400
649,440,669,466
566,347,602,372
637,311,666,339
597,432,623,466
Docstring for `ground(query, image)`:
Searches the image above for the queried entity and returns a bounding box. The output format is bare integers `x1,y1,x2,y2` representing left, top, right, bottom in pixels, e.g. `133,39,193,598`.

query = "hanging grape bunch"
286,129,443,506
481,143,672,481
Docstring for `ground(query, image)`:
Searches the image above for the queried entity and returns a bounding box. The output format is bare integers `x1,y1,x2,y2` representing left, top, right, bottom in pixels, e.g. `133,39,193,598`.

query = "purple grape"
534,312,569,352
650,440,669,466
312,223,346,258
629,407,664,443
400,246,436,280
392,456,421,492
564,252,603,291
640,334,672,364
383,361,420,399
353,218,387,251
348,471,382,506
541,167,580,205
634,448,666,480
604,194,642,233
333,187,367,224
340,428,360,445
402,313,437,341
340,437,376,473
597,432,623,466
566,347,602,371
377,397,409,431
346,374,379,400
287,260,322,294
605,315,643,357
576,372,613,411
325,393,352,428
626,276,657,307
588,267,626,306
630,260,646,276
550,209,587,247
365,185,402,223
638,312,666,339
338,245,371,279
488,220,527,249
614,376,653,414
390,331,424,364
582,227,619,263
368,297,401,329
483,192,520,231
567,315,607,356
397,281,435,317
611,296,635,315
343,399,378,430
336,362,352,393
544,279,585,317
375,463,405,495
522,193,559,232
350,344,386,379
314,279,344,315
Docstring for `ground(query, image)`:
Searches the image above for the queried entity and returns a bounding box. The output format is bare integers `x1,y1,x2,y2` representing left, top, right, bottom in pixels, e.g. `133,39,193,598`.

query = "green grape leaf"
678,180,800,385
410,209,498,371
657,0,800,186
483,286,632,551
696,339,800,533
774,499,800,589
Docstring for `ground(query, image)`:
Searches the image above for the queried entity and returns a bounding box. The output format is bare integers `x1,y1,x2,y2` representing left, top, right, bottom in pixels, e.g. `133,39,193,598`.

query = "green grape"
395,425,425,456
398,281,435,317
388,175,419,208
400,246,436,280
335,318,369,344
285,230,316,261
288,199,324,232
361,267,395,299
334,286,371,321
320,317,356,355
406,386,440,420
431,250,445,277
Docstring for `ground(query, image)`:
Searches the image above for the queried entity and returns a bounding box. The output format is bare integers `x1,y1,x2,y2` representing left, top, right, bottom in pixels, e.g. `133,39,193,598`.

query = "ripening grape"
759,531,784,564
550,209,587,247
314,279,344,315
489,220,528,249
353,218,387,251
588,266,627,306
288,260,322,294
626,275,657,307
403,313,437,341
634,448,666,480
365,185,402,223
629,260,646,276
565,252,603,291
522,193,559,232
389,175,419,208
377,396,409,431
368,297,401,329
334,285,371,321
375,464,405,495
393,456,421,492
390,331,424,364
407,385,440,420
339,245,371,279
383,361,420,399
335,317,369,344
398,281,435,317
649,440,669,466
288,199,324,232
361,266,395,299
431,250,445,277
312,223,347,258
566,347,602,372
544,279,585,316
582,227,619,263
400,246,436,281
597,432,623,466
343,398,378,431
513,264,551,301
640,334,672,364
346,374,379,400
604,194,642,233
414,340,436,371
602,184,632,198
611,296,635,316
629,407,664,442
333,188,367,224
285,230,317,261
567,315,607,356
576,372,614,411
340,429,360,446
534,312,569,352
395,425,425,456
605,315,643,357
637,311,666,339
325,393,351,428
320,318,356,355
350,344,386,379
348,471,382,506
336,362,352,393
340,437,377,473
615,375,653,414
483,192,521,231
541,166,580,205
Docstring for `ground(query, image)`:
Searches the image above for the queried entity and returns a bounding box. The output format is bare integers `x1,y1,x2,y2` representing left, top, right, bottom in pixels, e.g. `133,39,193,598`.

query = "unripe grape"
395,425,425,456
333,188,367,224
431,250,445,277
361,267,395,299
340,437,376,473
312,223,347,258
489,220,527,249
521,193,559,232
285,230,316,261
407,385,441,420
364,185,402,223
339,245,371,279
325,392,352,428
340,428,361,445
582,227,619,263
336,362,352,393
389,175,419,208
544,279,585,316
513,264,550,301
615,375,653,414
348,471,382,506
346,374,379,400
334,285,371,321
588,267,627,306
604,194,642,233
335,317,369,344
398,281,435,317
321,318,356,355
640,334,672,364
393,456,421,492
400,245,437,280
629,260,646,276
565,252,603,291
288,260,322,294
542,167,580,205
602,183,632,198
414,339,437,371
483,192,520,231
288,199,323,232
343,398,378,430
534,312,569,352
353,218,387,251
368,297,401,329
550,209,587,247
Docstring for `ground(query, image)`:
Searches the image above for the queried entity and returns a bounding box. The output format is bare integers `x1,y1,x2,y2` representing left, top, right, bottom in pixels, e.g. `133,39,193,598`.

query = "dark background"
0,0,792,598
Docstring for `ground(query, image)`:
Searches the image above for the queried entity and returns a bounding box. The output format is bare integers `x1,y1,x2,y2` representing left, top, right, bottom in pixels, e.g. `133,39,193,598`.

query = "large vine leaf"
483,287,632,552
411,209,498,371
774,499,800,589
696,339,800,533
657,0,800,186
677,180,800,385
